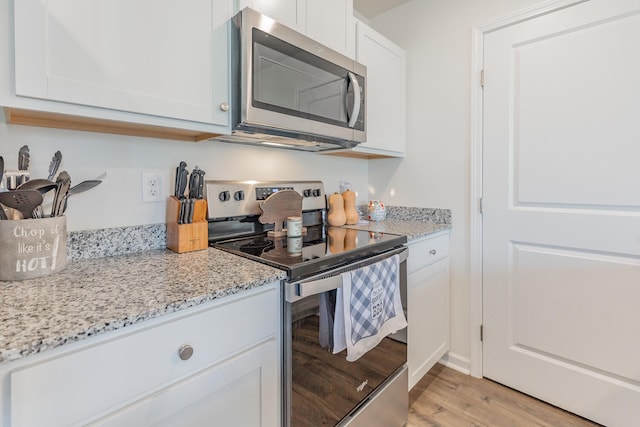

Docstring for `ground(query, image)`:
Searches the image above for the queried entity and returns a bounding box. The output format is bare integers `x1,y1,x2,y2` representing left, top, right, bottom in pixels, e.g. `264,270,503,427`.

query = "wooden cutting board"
258,190,303,236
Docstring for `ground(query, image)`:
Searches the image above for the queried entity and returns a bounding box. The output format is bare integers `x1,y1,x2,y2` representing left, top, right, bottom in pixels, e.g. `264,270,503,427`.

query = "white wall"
368,0,544,372
0,122,369,231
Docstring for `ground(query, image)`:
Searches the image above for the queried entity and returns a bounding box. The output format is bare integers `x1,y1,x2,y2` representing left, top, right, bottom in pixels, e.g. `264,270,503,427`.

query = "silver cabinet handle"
219,102,230,112
346,72,361,128
178,344,194,361
429,249,437,255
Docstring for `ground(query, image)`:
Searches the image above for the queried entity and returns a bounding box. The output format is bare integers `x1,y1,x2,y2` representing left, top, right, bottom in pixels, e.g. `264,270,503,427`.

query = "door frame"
468,0,587,378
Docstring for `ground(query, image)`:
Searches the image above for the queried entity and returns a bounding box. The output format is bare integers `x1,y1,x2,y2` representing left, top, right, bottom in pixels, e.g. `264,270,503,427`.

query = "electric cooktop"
212,225,406,281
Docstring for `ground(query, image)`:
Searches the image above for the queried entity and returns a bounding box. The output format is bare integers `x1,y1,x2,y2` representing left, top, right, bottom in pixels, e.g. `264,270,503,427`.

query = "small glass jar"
367,201,387,221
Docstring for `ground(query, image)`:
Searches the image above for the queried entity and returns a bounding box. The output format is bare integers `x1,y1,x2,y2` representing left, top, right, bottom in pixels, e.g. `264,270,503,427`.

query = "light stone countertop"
346,218,450,241
0,205,451,366
348,206,451,241
0,248,285,364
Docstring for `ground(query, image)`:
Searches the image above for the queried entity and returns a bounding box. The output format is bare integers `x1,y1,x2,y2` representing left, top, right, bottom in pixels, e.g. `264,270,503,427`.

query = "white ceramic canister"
287,236,303,254
286,216,302,237
367,201,387,221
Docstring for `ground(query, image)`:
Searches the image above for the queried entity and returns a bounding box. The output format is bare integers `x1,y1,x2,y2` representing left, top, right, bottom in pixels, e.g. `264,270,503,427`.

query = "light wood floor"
407,364,602,426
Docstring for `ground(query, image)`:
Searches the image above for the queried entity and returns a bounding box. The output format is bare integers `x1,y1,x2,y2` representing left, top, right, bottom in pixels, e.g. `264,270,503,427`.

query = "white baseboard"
438,352,471,375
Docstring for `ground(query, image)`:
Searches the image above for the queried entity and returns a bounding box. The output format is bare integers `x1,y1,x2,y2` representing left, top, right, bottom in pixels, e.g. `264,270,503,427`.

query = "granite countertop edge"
0,248,286,365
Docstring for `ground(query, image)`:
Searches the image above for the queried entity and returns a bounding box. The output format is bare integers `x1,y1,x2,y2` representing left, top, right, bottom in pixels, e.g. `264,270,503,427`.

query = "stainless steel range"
206,180,408,427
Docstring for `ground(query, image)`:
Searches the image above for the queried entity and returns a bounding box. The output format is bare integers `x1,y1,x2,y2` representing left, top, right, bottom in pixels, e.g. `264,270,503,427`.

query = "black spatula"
0,190,43,219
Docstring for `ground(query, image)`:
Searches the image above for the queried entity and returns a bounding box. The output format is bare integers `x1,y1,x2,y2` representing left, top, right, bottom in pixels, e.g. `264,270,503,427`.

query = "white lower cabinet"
0,282,281,427
407,232,450,390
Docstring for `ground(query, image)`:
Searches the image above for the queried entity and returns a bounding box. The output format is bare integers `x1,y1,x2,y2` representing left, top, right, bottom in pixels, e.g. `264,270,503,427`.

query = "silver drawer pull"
429,249,437,255
178,344,194,361
219,102,230,112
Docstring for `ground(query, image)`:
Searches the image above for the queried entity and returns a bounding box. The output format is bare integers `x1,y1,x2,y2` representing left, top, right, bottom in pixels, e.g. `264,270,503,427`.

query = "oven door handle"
295,275,343,300
286,248,408,302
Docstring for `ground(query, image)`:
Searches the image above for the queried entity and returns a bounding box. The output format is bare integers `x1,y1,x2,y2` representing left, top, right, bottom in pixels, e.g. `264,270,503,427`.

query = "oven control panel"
205,180,326,219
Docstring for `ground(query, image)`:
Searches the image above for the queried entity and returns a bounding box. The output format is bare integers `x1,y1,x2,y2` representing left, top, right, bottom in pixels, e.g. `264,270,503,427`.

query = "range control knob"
312,189,321,197
234,190,245,201
303,189,312,197
219,191,231,202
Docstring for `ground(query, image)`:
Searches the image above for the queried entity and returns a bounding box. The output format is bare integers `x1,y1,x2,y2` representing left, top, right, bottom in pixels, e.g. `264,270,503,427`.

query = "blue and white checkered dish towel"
333,254,407,362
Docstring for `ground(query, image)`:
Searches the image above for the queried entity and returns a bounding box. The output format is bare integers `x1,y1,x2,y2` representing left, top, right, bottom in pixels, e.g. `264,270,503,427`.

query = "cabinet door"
408,258,450,390
91,339,279,427
14,0,231,126
355,20,406,156
238,0,306,33
306,0,354,57
7,284,279,427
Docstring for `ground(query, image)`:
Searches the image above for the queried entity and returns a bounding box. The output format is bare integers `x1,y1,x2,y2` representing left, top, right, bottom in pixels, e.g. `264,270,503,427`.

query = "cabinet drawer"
9,284,279,427
407,232,450,274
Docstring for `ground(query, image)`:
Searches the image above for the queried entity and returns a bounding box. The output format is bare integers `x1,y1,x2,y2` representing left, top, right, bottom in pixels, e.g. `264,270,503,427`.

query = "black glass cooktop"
212,225,406,281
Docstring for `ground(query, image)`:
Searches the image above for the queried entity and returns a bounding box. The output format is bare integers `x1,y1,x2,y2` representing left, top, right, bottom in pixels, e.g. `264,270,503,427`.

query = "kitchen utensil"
58,179,102,214
0,156,6,220
18,145,30,171
68,179,102,197
47,150,63,181
175,161,188,198
16,178,58,194
194,167,205,199
51,171,71,217
178,199,186,224
188,168,199,199
16,179,58,218
0,190,43,219
15,145,31,187
187,198,194,223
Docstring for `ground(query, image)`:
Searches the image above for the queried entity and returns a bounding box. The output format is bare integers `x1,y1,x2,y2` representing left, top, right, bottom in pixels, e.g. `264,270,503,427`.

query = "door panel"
482,1,640,426
510,242,640,380
514,12,640,208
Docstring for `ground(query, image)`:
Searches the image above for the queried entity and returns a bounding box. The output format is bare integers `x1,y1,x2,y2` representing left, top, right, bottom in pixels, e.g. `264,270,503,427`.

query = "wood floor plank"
408,364,601,427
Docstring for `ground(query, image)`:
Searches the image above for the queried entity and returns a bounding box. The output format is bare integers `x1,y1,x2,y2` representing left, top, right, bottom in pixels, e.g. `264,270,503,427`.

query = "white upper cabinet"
237,0,306,33
237,0,354,57
353,19,406,157
305,0,355,58
7,0,232,137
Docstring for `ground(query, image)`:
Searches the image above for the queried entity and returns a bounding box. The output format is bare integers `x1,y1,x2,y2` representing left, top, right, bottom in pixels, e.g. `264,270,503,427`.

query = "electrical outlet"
142,172,163,203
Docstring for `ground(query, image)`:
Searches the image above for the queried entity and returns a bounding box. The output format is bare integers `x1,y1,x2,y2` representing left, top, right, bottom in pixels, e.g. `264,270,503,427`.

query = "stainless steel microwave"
214,8,366,152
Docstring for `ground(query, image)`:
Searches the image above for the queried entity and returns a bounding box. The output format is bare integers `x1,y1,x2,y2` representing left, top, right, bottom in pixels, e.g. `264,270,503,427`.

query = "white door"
482,1,640,426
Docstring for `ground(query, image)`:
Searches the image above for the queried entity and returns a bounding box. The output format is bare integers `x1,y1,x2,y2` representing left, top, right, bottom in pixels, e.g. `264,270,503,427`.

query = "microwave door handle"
347,72,361,128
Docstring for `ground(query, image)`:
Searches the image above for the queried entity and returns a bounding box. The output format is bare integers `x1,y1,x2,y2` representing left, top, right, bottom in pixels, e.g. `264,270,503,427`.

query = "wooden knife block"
166,196,208,253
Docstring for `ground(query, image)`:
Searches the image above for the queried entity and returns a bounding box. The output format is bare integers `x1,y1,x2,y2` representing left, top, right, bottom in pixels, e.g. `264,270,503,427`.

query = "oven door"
284,248,408,427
